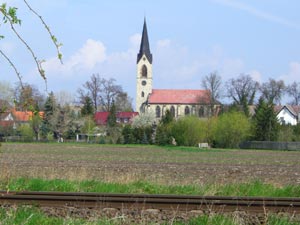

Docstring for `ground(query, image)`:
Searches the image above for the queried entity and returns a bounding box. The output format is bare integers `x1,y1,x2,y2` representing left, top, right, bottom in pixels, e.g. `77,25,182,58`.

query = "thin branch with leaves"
23,0,63,63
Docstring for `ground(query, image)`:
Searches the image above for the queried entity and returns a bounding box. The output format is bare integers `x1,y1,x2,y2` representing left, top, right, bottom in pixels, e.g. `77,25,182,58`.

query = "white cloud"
221,58,244,78
212,0,300,29
248,70,262,83
44,39,106,75
157,39,171,48
279,62,300,84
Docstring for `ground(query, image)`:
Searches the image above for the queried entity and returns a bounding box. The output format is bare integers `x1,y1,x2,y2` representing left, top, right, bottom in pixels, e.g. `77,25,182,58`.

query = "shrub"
170,116,211,146
212,111,251,148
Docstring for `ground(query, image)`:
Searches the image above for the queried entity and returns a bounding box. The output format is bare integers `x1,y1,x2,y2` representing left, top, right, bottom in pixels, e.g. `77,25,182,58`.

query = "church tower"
136,19,153,113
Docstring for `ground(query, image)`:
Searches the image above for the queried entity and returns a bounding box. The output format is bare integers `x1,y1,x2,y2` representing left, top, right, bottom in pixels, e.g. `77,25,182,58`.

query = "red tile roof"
118,112,139,119
94,112,139,125
148,89,210,104
12,109,44,122
94,112,110,125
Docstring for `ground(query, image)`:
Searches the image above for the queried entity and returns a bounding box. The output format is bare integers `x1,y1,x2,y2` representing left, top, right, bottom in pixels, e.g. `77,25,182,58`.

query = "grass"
2,178,300,197
0,206,299,225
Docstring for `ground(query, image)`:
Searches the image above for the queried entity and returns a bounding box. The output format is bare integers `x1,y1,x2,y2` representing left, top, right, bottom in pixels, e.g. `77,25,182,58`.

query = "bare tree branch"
0,49,23,88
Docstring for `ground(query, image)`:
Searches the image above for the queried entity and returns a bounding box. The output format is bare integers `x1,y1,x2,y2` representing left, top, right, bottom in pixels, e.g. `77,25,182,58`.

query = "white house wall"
277,108,297,125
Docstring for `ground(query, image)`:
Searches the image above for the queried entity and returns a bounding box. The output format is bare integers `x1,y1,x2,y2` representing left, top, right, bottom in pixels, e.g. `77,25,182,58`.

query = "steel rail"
1,191,300,214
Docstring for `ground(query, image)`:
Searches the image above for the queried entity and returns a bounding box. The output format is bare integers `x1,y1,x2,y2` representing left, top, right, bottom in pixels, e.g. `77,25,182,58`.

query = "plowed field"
1,143,300,186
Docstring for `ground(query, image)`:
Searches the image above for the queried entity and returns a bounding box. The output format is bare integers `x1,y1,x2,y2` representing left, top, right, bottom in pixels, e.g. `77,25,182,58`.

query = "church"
135,19,213,119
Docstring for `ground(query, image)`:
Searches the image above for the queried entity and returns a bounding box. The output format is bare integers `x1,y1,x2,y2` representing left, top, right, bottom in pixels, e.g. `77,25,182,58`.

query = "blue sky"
0,0,300,105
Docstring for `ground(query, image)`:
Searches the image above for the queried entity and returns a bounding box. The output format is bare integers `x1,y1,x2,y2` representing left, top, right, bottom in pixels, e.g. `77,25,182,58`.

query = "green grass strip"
1,178,300,197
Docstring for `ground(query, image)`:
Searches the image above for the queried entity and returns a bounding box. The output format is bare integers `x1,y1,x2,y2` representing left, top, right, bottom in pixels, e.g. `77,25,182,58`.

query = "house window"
141,92,144,97
124,118,128,123
156,106,161,118
185,106,190,115
170,106,175,117
198,106,205,117
141,65,147,77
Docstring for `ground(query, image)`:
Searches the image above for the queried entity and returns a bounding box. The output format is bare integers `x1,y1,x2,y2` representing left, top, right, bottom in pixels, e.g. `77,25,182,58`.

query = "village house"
275,105,300,125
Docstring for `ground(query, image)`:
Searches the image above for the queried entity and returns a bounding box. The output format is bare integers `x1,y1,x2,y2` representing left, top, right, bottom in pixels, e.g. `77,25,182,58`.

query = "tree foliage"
78,74,124,112
260,78,285,104
0,1,62,86
286,81,300,105
252,97,279,141
226,74,259,116
212,111,251,148
81,96,94,116
201,71,222,115
170,116,212,146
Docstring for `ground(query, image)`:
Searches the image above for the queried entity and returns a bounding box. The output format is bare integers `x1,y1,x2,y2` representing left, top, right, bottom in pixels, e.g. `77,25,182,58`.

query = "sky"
1,0,300,106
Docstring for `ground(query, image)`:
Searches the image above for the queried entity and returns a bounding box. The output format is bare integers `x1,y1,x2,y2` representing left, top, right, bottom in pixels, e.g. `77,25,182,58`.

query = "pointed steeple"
137,18,152,63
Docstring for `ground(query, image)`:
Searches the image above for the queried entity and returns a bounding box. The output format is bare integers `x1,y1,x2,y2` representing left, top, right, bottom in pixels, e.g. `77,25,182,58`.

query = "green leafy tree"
213,111,251,148
107,102,117,128
252,98,279,141
81,96,94,116
161,109,173,125
122,125,135,144
30,112,42,141
18,124,34,142
170,116,212,146
155,109,175,145
41,92,56,138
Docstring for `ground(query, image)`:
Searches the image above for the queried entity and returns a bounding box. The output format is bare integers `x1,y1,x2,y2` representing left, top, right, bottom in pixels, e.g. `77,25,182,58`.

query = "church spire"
137,18,152,64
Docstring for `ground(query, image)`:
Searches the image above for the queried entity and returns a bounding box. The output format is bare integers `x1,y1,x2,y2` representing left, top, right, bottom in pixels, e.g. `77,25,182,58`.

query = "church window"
185,106,190,115
192,106,196,115
141,91,144,97
141,65,147,77
198,106,205,117
156,106,161,118
170,106,175,117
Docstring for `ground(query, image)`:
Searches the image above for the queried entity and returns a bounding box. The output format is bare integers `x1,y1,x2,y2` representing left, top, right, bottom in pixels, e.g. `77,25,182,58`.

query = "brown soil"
1,143,300,186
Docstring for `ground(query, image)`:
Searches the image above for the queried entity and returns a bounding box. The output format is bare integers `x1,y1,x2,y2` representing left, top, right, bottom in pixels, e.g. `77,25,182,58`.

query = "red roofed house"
135,19,217,119
0,107,44,129
94,112,139,126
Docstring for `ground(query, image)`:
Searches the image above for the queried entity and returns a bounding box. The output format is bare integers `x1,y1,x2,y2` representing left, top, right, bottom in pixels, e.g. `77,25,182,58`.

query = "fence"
239,141,300,151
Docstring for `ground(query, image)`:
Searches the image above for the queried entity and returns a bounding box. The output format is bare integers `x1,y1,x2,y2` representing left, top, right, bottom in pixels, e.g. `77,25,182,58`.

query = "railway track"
1,191,300,214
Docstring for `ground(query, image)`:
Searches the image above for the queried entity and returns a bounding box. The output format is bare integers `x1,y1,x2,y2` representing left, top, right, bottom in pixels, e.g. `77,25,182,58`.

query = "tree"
78,75,124,112
48,104,75,141
226,74,259,116
41,92,56,138
212,111,251,148
115,92,133,112
0,1,62,86
107,102,117,128
99,78,122,111
54,91,75,107
170,116,211,146
30,112,42,141
14,83,45,111
252,97,279,141
201,71,222,115
131,111,156,128
0,81,14,105
78,74,102,112
81,96,94,116
286,81,300,105
260,78,285,104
